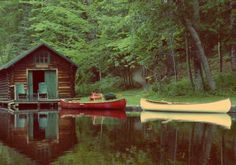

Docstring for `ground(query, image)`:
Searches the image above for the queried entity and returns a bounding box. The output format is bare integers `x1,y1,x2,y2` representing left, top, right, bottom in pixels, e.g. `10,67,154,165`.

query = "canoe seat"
90,92,103,101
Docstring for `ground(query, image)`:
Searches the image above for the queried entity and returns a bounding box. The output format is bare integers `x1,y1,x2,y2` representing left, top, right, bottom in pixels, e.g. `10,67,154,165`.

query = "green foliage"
0,0,235,95
96,76,123,92
151,72,236,97
0,1,32,65
29,0,91,59
152,78,194,97
53,116,154,165
76,76,122,96
112,146,154,165
214,73,236,96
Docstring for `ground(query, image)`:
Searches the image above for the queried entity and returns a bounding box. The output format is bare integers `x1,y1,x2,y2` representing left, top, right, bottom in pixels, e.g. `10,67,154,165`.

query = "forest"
0,0,236,97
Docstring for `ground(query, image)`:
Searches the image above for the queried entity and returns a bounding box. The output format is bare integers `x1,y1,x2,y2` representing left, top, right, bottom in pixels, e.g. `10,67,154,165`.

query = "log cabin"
0,43,78,101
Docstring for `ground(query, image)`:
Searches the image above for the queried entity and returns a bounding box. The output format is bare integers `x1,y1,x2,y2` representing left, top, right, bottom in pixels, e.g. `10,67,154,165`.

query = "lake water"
0,109,236,165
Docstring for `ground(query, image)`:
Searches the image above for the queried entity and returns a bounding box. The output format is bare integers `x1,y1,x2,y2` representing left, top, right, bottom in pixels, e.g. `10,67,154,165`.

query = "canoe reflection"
60,109,127,126
60,109,127,119
140,111,232,129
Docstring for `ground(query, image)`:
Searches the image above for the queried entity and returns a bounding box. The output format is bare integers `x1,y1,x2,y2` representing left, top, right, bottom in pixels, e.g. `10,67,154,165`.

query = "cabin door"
28,70,57,100
44,70,57,99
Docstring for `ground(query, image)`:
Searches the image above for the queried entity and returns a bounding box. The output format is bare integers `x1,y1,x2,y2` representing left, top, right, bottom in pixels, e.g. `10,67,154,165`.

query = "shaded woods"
0,0,236,95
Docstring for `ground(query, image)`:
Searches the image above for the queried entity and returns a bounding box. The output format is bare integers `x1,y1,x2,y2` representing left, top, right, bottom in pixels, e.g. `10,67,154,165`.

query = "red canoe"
60,98,126,110
60,109,127,119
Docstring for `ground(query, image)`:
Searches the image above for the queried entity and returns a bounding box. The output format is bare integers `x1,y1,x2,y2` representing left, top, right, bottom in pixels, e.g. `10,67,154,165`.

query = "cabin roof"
0,43,78,71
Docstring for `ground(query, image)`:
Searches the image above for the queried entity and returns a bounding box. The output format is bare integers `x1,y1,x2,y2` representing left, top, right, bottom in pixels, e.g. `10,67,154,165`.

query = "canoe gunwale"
60,98,126,110
143,109,228,114
146,99,191,105
62,98,126,104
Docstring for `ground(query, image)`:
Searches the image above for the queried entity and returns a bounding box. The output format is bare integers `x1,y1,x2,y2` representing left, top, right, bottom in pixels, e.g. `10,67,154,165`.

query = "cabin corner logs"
0,43,78,101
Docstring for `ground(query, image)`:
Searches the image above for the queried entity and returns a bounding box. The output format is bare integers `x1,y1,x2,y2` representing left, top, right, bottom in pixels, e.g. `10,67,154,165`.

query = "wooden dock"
0,99,60,111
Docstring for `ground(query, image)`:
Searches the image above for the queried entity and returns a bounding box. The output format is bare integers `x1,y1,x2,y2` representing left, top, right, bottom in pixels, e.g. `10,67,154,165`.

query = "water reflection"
60,109,127,120
140,115,236,165
0,109,236,165
15,112,59,141
0,110,77,165
141,111,232,129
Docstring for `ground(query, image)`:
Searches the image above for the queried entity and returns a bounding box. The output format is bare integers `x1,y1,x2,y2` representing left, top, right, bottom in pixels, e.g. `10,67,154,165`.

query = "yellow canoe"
140,98,231,113
140,111,232,129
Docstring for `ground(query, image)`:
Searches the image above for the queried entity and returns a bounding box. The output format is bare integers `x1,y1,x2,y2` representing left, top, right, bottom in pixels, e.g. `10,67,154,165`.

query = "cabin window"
35,51,51,64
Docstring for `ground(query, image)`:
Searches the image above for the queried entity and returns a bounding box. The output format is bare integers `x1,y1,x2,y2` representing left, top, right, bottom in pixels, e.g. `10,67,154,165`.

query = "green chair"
15,83,27,100
38,112,48,129
38,82,48,100
15,114,27,128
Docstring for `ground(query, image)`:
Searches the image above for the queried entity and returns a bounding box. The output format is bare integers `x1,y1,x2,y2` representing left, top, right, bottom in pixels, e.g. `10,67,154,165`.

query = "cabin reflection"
0,110,77,164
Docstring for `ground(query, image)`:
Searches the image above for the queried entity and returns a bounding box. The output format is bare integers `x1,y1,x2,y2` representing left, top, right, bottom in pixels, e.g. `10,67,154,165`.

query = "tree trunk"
160,125,163,164
217,2,223,73
193,48,204,91
162,39,175,77
193,0,200,26
231,46,236,71
234,136,236,161
166,52,175,76
221,135,225,165
169,33,177,82
128,67,134,88
191,0,205,91
185,33,194,89
200,125,216,165
188,126,193,165
123,69,127,87
99,67,102,81
230,1,236,71
173,128,178,163
218,40,223,72
185,18,216,90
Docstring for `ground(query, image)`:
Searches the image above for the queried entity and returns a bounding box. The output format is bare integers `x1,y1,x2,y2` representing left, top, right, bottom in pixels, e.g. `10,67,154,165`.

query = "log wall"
1,45,77,100
0,71,10,100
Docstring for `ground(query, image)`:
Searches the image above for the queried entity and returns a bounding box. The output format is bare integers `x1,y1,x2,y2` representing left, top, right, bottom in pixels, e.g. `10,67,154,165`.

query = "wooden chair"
38,82,48,100
15,83,27,101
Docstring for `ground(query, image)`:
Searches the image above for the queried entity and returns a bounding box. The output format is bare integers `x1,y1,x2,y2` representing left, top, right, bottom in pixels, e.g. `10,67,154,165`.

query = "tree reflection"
1,110,236,165
53,116,154,165
137,116,235,165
